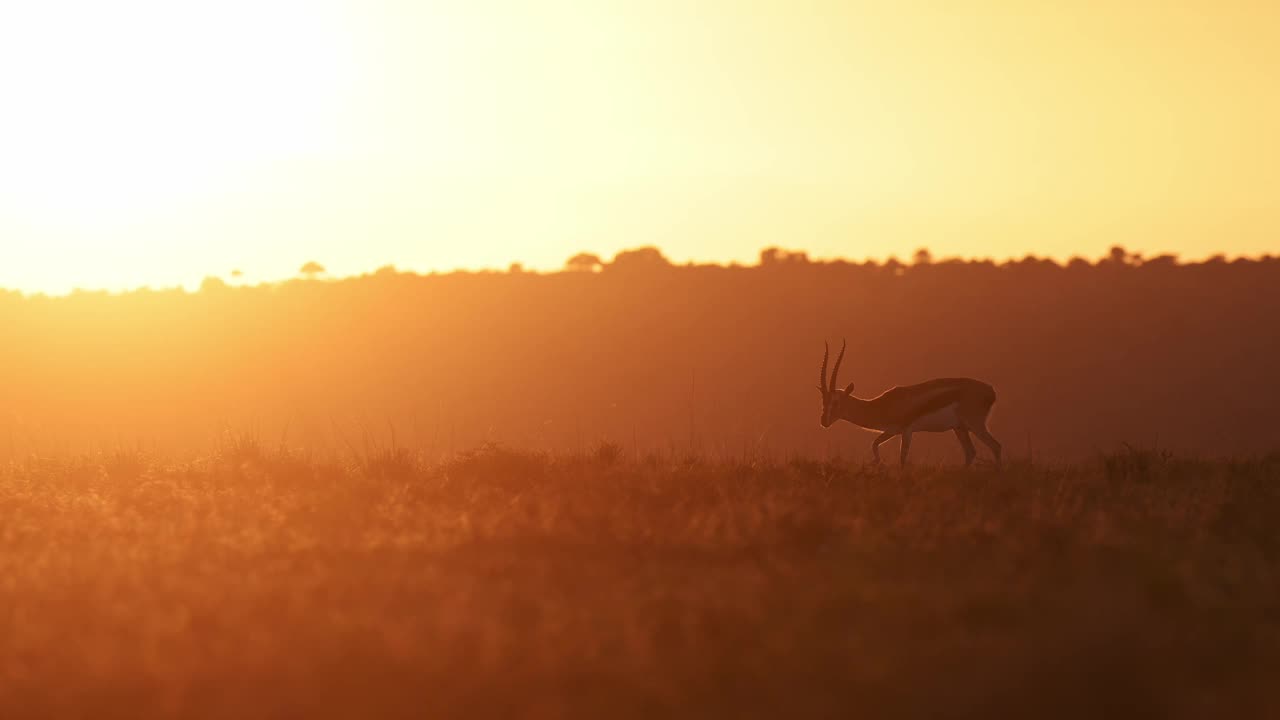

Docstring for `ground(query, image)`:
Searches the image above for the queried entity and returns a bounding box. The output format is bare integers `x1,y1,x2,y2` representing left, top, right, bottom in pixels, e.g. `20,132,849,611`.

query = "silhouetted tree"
760,247,810,266
1105,246,1135,267
200,276,228,292
1142,254,1178,269
608,246,671,273
913,248,933,266
300,261,326,278
230,269,244,279
509,263,525,274
565,253,603,273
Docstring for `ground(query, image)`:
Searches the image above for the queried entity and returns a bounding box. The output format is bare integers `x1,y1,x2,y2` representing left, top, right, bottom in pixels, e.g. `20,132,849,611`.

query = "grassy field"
2,441,1277,719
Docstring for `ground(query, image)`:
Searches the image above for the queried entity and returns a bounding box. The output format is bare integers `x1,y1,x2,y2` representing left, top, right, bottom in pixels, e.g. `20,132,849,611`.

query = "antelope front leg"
954,428,977,466
899,431,913,466
870,432,896,464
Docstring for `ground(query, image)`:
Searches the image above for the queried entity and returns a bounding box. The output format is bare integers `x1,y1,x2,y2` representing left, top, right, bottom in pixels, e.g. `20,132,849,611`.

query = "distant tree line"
197,246,1264,289
555,244,1269,275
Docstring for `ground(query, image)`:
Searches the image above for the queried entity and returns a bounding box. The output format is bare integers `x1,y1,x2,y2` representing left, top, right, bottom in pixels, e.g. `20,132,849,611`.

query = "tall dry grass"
2,442,1277,717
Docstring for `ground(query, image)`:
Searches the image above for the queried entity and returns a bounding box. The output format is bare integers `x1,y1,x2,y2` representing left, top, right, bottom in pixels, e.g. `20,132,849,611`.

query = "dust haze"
3,246,1276,460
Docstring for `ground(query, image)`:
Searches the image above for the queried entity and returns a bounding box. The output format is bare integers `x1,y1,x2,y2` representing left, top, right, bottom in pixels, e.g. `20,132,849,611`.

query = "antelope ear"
843,382,856,395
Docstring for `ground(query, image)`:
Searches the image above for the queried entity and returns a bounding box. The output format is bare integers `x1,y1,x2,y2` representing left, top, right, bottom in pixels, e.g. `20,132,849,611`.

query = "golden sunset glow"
1,1,1277,293
5,4,1280,713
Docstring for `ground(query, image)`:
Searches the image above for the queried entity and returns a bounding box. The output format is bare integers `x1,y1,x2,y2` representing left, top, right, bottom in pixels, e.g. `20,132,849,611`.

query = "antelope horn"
819,341,830,391
829,339,847,392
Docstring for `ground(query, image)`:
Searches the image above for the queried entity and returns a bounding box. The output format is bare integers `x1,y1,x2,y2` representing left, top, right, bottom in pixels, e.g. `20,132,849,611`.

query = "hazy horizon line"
5,244,1274,299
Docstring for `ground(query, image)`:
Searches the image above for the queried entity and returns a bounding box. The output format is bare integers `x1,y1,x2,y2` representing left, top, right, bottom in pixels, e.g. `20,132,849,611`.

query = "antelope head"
817,339,856,427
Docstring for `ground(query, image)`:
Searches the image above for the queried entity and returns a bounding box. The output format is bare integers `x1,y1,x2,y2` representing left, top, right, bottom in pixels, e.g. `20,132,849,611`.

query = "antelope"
817,339,1002,466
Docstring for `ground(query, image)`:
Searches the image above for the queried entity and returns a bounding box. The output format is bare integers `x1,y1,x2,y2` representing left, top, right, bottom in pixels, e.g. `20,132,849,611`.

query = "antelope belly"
908,404,961,432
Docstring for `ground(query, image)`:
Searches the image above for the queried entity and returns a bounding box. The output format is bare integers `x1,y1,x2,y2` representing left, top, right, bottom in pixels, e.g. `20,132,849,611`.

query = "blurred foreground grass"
2,441,1277,719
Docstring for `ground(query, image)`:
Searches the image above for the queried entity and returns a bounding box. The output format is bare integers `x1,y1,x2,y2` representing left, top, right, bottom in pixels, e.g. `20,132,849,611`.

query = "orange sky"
1,0,1277,293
